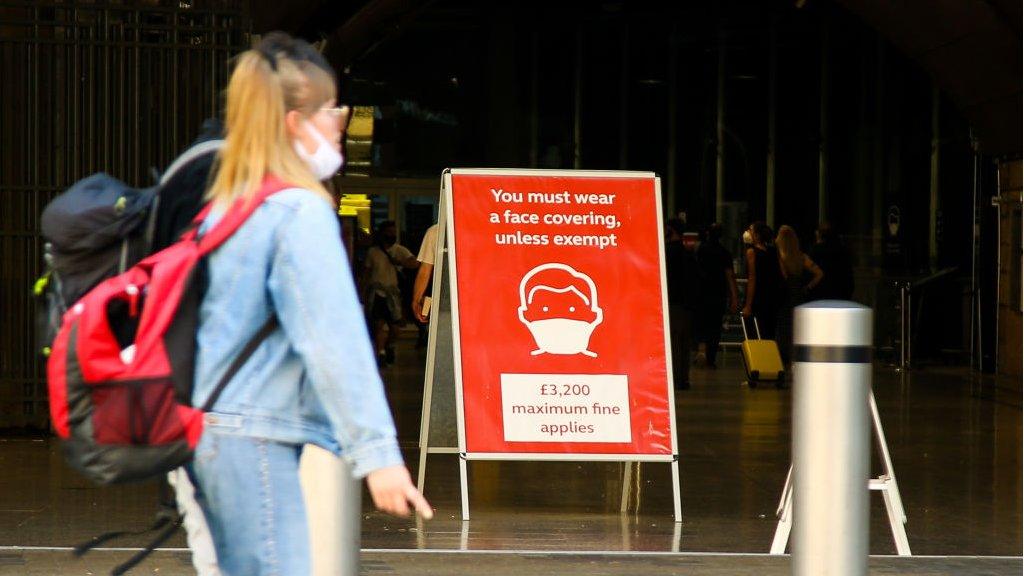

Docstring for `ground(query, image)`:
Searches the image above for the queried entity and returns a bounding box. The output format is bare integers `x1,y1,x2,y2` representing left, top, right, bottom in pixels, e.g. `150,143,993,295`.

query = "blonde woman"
775,225,824,365
188,33,430,574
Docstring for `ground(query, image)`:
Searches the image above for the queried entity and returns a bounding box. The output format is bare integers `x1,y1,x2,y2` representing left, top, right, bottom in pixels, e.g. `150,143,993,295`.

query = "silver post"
792,301,872,576
338,459,362,576
300,446,361,576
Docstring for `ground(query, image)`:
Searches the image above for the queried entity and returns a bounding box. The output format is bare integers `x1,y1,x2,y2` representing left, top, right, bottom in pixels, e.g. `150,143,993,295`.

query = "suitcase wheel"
750,370,760,380
775,371,787,389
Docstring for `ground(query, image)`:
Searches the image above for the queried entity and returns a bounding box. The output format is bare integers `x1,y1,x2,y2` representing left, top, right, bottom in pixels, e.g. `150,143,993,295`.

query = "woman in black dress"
741,222,784,340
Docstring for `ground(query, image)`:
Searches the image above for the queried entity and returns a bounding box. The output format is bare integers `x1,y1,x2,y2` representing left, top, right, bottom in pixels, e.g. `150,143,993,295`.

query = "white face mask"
294,121,343,180
523,317,601,358
516,263,604,358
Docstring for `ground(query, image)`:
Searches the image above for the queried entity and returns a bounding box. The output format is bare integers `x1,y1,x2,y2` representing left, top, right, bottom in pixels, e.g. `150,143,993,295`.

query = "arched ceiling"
253,0,1023,155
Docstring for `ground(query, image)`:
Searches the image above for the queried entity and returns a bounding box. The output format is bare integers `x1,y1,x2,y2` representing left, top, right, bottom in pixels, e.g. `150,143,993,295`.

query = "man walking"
695,223,739,368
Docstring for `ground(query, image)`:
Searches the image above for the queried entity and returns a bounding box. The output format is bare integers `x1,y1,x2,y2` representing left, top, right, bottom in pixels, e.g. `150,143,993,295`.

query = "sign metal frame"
420,168,681,521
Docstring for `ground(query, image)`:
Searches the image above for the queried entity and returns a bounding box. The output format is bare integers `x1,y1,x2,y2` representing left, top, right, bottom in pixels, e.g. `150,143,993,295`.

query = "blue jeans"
189,430,310,576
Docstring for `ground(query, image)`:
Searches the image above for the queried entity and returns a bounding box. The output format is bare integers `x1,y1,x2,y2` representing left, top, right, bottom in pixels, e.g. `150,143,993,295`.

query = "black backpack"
34,125,224,356
35,174,156,355
33,122,224,576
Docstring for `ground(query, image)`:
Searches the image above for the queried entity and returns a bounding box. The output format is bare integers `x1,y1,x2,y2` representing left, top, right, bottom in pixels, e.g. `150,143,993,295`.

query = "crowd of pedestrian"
665,218,855,388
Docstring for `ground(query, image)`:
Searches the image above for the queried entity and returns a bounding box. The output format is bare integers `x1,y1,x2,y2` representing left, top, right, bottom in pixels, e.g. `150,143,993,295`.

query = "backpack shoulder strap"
145,139,226,247
200,315,279,412
159,139,224,186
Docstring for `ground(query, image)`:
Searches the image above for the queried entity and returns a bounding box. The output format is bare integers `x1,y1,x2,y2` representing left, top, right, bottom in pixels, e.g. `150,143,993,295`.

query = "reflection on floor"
3,549,1022,575
0,336,1019,573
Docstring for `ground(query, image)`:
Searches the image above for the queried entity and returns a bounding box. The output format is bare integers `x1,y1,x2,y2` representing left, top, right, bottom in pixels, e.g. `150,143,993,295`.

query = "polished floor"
3,550,1022,575
0,335,1020,574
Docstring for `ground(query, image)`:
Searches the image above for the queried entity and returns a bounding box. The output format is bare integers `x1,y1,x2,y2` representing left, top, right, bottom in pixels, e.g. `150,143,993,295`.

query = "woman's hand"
741,305,752,318
366,465,433,520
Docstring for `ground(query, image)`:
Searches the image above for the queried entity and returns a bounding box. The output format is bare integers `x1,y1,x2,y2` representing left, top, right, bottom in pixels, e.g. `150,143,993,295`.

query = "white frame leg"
670,459,682,523
620,461,633,514
619,460,680,521
770,465,793,555
671,518,682,553
459,455,470,521
771,392,911,555
417,445,429,494
869,390,911,556
879,480,912,555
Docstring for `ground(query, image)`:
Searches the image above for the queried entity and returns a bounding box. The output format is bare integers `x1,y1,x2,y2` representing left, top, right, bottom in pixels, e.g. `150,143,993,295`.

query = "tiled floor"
0,337,1020,574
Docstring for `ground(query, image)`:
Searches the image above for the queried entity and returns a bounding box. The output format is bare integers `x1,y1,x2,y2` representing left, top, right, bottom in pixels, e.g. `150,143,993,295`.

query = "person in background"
189,32,431,575
695,223,739,369
363,220,419,365
412,222,438,324
808,222,854,301
775,225,824,365
741,221,783,340
665,218,700,390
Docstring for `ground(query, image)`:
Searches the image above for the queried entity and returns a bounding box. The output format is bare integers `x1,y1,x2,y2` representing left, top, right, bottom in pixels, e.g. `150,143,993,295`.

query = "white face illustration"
517,263,603,357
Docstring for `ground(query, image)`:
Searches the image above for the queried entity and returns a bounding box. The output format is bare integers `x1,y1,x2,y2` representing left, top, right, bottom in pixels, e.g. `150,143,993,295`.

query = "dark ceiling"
252,0,1022,156
835,0,1022,155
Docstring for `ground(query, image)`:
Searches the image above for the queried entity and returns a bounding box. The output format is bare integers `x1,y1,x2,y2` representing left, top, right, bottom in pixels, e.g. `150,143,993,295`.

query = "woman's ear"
286,110,315,154
284,109,305,140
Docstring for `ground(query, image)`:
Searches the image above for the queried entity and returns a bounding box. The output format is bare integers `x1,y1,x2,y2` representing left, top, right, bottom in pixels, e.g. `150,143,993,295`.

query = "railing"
892,267,959,371
719,278,747,349
719,268,963,370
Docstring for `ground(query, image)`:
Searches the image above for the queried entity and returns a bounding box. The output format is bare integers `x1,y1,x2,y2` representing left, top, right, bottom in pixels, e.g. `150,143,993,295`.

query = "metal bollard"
337,458,362,576
792,301,872,576
300,444,362,576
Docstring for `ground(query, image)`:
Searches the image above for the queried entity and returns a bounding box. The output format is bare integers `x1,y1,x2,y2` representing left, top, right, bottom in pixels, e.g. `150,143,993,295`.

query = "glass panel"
344,105,375,177
400,196,439,257
368,193,392,233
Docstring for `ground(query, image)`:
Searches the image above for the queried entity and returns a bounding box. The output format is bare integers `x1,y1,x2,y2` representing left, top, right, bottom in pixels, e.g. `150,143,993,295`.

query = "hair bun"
255,45,278,71
255,31,335,77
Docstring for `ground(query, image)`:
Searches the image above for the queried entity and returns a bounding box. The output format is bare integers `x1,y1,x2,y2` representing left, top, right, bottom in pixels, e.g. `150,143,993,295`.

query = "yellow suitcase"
740,317,785,387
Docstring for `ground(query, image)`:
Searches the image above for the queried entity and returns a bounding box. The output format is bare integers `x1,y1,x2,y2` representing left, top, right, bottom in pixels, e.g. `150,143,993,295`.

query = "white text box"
500,374,631,443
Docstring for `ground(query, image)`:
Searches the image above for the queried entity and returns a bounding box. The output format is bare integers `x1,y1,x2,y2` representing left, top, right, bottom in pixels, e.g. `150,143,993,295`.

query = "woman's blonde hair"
207,37,337,206
776,225,804,277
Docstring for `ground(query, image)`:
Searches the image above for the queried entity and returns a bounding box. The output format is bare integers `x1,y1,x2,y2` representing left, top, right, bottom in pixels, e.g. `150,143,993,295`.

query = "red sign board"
446,170,675,458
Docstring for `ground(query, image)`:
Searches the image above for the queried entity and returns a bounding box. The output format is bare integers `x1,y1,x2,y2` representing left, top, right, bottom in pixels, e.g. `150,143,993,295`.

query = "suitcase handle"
740,315,763,340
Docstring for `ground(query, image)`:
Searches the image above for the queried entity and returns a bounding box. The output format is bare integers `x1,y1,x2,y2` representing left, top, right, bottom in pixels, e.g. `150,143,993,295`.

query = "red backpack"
47,176,291,485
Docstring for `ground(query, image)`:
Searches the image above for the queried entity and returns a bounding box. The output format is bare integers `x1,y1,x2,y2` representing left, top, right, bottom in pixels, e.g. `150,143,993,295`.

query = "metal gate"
0,1,251,429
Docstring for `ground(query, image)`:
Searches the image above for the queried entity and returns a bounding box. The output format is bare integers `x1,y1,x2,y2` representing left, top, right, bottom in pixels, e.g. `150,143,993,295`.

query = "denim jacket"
193,187,402,478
